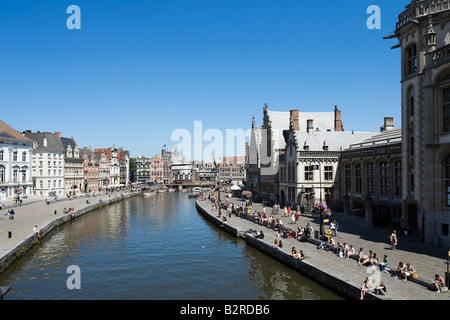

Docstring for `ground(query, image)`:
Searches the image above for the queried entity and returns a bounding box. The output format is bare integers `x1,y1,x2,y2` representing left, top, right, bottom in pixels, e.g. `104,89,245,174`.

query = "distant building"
0,120,33,201
59,134,84,196
279,112,377,210
24,131,65,198
217,156,246,185
134,156,152,183
80,147,99,193
339,119,401,227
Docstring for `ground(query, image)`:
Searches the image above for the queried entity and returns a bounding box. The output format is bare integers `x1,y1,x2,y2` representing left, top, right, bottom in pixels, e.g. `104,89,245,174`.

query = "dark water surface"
0,193,342,300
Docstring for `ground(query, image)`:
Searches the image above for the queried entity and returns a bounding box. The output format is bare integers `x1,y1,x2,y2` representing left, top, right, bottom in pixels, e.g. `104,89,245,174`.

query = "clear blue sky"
0,0,408,159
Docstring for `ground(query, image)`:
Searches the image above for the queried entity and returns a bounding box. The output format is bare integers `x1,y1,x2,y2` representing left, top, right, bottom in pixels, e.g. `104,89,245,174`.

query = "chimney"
43,137,48,147
290,109,300,131
381,117,394,132
334,105,344,131
307,119,314,134
55,132,61,139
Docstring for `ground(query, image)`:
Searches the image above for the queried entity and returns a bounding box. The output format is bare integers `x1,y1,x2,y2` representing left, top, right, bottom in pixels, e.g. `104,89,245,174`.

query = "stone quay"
196,196,450,300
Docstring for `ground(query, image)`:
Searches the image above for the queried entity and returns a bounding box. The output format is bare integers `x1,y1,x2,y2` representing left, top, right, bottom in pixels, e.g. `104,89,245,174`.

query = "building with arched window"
0,120,33,201
387,0,450,246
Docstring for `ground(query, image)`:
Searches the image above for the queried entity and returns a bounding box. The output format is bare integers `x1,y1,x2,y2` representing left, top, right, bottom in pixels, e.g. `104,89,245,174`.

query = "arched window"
406,44,417,76
0,165,5,182
380,161,389,196
366,162,374,194
445,155,450,207
443,87,450,132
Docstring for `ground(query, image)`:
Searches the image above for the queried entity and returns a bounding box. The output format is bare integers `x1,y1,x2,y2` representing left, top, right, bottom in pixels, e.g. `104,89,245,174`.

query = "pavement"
0,191,131,264
197,195,450,300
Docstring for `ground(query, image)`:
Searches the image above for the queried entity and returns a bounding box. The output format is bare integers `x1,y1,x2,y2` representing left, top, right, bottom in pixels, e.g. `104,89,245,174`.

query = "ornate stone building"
279,112,376,211
0,120,33,201
387,0,450,246
339,120,402,227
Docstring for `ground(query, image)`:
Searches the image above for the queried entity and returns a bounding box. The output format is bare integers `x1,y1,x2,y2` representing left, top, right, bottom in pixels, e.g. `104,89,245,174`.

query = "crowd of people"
200,189,449,298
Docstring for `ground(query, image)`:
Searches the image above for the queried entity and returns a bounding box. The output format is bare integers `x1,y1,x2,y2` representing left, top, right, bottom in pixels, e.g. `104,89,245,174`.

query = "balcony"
431,44,450,66
396,0,450,32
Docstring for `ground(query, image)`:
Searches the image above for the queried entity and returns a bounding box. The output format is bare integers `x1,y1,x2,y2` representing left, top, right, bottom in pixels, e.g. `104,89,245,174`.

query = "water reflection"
0,193,342,300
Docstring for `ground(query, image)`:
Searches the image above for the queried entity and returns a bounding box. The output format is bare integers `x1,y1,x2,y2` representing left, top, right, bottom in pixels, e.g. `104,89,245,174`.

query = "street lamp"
310,162,324,237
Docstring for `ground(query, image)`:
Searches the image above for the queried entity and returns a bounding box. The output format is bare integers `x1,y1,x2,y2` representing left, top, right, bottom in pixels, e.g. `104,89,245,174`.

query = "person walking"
390,230,397,250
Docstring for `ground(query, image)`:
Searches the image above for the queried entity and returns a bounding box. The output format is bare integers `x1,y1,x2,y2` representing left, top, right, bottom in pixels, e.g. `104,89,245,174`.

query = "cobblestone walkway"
197,197,450,300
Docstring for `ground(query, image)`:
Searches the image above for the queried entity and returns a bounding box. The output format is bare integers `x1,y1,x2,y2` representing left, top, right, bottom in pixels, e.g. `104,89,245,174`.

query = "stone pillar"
365,193,373,227
343,193,349,215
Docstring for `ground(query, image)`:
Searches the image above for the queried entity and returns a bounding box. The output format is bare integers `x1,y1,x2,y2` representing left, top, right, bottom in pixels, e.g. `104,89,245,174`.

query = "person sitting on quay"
267,216,275,228
254,230,264,239
374,281,387,296
431,274,446,292
317,236,334,252
357,249,372,265
360,276,374,300
298,250,307,260
359,252,378,268
33,225,41,239
394,262,406,280
345,244,355,260
291,247,298,258
7,209,15,220
379,254,390,273
334,242,343,256
273,239,280,248
404,263,417,281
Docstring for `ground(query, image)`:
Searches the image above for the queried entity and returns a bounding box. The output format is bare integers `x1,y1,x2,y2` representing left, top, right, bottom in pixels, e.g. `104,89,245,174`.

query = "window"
380,161,389,196
304,166,313,181
366,162,374,194
0,165,5,182
355,163,362,194
408,87,414,117
324,166,333,181
445,156,450,206
0,150,3,161
345,164,351,193
406,45,417,76
13,151,18,162
394,160,402,197
442,223,449,236
443,87,450,132
20,169,26,182
22,152,26,162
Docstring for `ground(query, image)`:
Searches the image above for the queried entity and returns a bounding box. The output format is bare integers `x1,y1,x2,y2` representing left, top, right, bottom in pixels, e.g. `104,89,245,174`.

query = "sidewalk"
215,197,450,300
0,192,130,266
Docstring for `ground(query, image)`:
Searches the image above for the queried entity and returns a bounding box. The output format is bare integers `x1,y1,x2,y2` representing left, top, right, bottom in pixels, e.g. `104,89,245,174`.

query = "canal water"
0,192,342,300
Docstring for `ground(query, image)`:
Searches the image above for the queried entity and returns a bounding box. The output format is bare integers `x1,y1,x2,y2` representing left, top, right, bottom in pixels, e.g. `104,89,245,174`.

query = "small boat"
143,190,156,197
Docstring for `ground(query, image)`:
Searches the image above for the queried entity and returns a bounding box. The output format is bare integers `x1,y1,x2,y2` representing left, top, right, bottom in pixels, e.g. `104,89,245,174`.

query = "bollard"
8,231,11,238
55,210,57,215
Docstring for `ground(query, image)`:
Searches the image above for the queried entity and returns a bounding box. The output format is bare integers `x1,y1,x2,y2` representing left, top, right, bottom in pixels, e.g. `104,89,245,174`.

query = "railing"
396,0,450,31
432,43,450,65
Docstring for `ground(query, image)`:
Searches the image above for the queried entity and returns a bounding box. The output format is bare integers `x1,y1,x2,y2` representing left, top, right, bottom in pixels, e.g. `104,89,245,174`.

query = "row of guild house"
0,119,129,202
